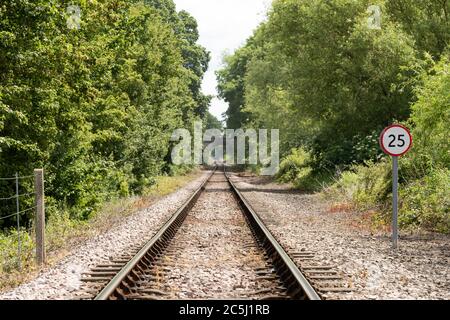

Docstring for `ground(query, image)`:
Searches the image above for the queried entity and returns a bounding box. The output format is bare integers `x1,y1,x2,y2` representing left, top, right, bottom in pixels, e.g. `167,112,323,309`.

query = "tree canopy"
217,0,449,167
0,0,210,225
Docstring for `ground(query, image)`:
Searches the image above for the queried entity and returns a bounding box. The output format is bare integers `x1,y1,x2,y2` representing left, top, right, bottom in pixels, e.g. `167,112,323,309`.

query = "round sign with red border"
379,124,412,157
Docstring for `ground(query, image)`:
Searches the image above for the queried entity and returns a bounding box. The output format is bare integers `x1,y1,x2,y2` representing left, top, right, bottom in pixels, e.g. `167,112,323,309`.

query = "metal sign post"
380,124,412,249
392,156,399,249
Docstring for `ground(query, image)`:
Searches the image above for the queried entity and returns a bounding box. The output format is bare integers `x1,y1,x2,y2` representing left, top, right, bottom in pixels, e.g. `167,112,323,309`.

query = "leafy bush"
395,52,450,233
410,53,450,169
45,209,86,252
0,229,34,274
166,164,195,177
351,131,385,164
327,160,391,210
277,148,312,183
327,159,449,234
400,168,450,233
277,148,334,191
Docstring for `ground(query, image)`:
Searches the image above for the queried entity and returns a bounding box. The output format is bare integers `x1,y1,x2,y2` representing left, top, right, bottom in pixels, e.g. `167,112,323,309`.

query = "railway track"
79,167,331,300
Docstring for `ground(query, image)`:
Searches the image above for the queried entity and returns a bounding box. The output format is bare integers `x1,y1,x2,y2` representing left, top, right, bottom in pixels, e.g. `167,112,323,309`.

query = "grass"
0,169,201,292
323,160,450,234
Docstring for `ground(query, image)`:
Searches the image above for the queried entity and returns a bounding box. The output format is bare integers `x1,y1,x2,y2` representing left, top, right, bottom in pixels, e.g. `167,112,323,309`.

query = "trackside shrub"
327,160,391,210
277,148,334,191
277,148,312,183
0,230,34,273
400,167,450,233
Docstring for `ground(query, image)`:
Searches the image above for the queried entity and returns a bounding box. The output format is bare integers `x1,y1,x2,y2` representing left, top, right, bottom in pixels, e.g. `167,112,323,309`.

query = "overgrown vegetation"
217,0,449,233
325,160,392,211
0,0,224,278
277,148,334,191
0,0,215,227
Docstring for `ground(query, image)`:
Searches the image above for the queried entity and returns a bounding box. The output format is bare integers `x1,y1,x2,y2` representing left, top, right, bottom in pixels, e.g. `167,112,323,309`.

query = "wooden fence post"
34,169,45,265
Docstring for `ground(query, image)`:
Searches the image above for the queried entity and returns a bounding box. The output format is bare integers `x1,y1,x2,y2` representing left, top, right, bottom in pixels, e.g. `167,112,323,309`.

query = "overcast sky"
173,0,271,121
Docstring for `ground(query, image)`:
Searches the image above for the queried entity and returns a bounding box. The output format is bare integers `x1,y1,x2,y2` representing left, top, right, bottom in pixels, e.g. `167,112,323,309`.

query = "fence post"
34,169,45,265
15,173,21,270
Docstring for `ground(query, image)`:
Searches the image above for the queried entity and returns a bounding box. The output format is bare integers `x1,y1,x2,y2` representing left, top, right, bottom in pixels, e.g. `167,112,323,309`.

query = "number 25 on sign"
379,124,412,249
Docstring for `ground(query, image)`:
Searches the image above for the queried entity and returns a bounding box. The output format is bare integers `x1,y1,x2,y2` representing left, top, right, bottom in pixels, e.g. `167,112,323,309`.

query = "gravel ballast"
2,169,448,300
230,174,450,300
150,174,281,299
0,171,209,300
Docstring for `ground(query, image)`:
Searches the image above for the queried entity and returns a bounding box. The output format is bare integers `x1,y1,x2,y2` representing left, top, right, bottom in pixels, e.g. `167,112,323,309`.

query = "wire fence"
0,175,34,181
0,173,37,271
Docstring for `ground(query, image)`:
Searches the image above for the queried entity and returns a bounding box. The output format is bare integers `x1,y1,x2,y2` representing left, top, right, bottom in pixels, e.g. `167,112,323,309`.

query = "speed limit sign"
380,124,412,156
380,124,412,249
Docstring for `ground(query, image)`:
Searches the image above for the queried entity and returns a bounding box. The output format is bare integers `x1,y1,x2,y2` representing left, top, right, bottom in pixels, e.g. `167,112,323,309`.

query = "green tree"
410,51,450,169
0,0,210,226
218,0,444,166
205,112,223,130
216,37,264,129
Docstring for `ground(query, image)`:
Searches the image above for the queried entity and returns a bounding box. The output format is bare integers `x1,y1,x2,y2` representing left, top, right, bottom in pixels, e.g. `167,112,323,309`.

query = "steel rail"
224,167,321,300
94,166,320,300
94,169,216,300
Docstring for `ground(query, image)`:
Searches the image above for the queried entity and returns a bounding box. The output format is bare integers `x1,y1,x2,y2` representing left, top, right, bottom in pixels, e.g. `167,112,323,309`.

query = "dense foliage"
217,0,449,232
0,0,212,227
401,54,449,232
218,0,448,165
205,111,223,130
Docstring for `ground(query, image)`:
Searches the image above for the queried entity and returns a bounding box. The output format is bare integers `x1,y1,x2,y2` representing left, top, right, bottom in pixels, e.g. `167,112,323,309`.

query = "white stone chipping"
1,170,448,300
230,174,450,300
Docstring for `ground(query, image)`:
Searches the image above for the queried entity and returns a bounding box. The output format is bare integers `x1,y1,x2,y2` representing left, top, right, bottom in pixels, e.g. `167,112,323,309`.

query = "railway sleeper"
256,275,280,281
305,271,339,276
309,275,343,280
83,271,120,277
319,287,353,293
136,289,168,296
91,267,123,272
81,277,111,282
301,265,336,270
